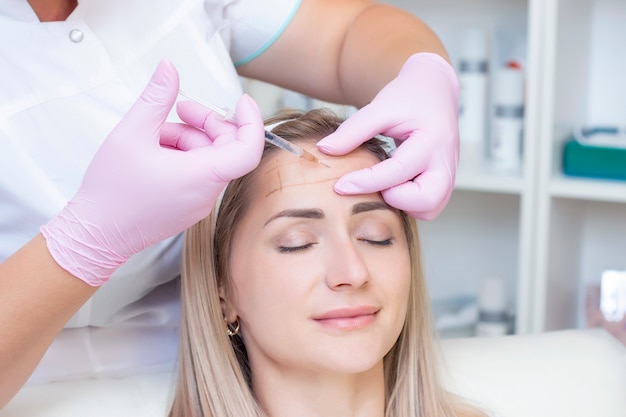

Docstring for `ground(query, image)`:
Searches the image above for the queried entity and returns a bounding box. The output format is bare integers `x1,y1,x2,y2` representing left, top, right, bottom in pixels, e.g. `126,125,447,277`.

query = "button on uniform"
69,29,84,43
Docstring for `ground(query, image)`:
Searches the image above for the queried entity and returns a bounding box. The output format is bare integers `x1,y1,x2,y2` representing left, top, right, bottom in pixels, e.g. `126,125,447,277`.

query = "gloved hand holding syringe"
179,90,329,167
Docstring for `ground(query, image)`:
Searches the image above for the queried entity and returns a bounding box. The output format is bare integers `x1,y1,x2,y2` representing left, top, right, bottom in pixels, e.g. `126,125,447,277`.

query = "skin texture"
223,147,411,417
26,0,77,21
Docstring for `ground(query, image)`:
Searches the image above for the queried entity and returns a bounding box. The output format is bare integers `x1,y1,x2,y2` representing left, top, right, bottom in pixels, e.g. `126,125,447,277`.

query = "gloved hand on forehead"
316,52,459,221
41,60,265,286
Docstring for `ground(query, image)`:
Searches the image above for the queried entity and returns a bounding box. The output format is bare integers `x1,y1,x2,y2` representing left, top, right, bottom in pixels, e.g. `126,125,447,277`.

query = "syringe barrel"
264,130,304,157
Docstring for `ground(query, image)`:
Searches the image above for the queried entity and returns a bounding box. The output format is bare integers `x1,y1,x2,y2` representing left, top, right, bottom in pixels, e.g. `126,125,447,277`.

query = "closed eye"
361,238,393,247
278,243,316,253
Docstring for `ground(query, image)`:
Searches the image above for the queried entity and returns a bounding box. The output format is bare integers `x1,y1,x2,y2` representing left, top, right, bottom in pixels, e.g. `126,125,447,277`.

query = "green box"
563,138,626,181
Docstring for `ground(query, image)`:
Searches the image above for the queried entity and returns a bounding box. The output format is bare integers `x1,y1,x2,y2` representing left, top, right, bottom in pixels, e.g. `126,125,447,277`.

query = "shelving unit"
386,0,626,335
381,0,536,335
245,0,626,336
532,0,626,332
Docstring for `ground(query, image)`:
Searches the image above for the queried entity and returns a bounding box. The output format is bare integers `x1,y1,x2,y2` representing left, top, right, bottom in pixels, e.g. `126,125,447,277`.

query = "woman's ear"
219,284,238,322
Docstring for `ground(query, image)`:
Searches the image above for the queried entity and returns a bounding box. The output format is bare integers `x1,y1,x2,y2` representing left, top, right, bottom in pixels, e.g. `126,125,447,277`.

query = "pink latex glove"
41,60,265,286
316,52,459,220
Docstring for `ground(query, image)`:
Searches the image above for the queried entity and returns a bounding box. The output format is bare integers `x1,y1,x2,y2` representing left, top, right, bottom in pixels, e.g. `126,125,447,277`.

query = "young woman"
170,108,486,417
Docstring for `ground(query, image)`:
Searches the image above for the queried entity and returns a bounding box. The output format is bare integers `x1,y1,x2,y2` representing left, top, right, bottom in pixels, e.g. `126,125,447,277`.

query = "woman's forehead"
255,147,378,200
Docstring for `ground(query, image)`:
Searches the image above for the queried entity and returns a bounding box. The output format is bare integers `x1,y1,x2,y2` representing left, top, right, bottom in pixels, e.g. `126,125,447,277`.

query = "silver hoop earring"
226,318,240,337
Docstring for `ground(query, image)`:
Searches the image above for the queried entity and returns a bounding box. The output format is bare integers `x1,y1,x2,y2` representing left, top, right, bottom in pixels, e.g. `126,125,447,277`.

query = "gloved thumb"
122,59,180,137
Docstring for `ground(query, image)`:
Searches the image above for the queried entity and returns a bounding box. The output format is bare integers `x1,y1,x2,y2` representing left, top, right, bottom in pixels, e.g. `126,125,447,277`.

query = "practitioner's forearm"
0,234,97,407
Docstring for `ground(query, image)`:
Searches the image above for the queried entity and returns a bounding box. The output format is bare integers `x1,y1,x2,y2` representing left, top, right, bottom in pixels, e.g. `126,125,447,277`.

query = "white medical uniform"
0,0,300,383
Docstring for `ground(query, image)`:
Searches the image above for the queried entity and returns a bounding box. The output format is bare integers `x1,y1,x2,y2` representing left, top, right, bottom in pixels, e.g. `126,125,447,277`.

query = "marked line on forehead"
264,177,338,198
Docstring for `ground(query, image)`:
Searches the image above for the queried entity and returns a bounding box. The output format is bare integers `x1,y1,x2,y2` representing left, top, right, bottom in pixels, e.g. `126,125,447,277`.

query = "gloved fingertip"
242,93,260,112
316,135,340,154
151,59,179,89
333,178,360,195
140,60,180,108
154,58,173,73
175,100,196,115
235,94,261,122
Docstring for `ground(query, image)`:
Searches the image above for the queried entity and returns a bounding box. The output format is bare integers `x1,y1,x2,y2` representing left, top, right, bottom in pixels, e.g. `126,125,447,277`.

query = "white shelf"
550,175,626,204
456,162,524,194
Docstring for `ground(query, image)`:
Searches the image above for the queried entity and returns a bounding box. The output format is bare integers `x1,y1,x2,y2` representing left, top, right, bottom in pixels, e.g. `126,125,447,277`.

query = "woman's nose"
324,238,370,290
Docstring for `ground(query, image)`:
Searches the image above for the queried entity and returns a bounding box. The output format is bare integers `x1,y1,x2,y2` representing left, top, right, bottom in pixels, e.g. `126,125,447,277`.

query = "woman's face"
224,144,411,377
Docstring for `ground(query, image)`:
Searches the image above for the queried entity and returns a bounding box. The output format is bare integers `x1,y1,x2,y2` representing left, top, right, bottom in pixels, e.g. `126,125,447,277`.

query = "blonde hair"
169,109,486,417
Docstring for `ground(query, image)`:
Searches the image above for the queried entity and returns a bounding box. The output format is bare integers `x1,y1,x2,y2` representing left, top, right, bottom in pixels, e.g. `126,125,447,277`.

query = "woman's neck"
27,0,77,22
252,363,386,417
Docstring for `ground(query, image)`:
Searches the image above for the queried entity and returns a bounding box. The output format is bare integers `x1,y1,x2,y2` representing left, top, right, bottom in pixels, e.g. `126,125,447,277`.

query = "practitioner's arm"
0,234,97,406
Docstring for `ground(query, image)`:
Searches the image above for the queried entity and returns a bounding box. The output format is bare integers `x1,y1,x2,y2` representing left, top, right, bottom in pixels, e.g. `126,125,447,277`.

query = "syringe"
178,90,329,167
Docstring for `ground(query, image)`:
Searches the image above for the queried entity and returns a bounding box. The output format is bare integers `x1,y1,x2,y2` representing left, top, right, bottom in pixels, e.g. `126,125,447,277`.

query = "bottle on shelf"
475,276,510,337
458,28,490,162
489,61,525,171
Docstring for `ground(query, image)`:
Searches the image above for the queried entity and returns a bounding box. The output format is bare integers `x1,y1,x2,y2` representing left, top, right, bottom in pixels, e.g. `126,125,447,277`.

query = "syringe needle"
300,149,331,167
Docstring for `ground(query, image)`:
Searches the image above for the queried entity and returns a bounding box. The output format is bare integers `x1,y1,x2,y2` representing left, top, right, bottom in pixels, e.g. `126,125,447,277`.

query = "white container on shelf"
489,61,525,170
458,28,490,158
475,276,510,337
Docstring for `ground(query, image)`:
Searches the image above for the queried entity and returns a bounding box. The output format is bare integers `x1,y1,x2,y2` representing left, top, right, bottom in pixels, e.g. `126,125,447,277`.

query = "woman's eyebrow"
352,201,393,215
264,208,324,227
263,202,392,227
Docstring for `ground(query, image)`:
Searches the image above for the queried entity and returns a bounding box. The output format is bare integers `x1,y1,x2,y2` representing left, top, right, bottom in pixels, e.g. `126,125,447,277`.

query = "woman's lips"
313,306,380,330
